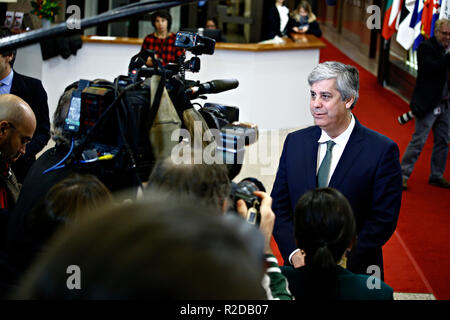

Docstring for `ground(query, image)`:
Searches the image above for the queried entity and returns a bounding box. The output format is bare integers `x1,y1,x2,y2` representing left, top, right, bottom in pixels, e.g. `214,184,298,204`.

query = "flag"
411,0,425,50
430,0,442,36
421,0,440,38
382,0,404,40
440,0,450,19
396,0,418,49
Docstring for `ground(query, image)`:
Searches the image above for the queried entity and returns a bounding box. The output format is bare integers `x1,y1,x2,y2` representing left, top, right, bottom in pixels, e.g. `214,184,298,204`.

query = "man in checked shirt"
141,10,185,66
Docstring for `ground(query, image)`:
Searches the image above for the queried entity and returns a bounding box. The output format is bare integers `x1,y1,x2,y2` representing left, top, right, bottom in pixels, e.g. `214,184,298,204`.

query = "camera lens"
398,110,414,125
237,180,259,195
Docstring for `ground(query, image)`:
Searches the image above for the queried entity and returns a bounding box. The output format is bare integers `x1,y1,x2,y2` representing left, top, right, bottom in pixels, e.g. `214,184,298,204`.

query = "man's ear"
3,53,13,64
0,121,9,137
345,97,355,110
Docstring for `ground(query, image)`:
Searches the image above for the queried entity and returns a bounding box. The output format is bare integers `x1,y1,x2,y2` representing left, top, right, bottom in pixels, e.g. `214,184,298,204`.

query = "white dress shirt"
316,113,356,186
276,5,289,34
288,114,356,265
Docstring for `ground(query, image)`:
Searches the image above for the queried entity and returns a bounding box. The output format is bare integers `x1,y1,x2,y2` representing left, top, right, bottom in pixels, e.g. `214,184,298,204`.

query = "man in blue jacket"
271,61,402,280
0,27,50,183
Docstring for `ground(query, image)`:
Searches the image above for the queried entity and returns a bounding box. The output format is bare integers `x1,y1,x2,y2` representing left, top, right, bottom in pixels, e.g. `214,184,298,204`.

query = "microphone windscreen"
211,79,239,93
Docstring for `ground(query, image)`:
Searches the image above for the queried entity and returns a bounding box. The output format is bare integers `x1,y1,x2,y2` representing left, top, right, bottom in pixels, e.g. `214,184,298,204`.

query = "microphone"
186,79,239,98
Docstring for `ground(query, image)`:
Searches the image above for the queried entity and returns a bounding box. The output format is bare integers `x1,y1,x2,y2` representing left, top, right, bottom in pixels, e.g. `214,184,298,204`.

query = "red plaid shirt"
141,32,185,66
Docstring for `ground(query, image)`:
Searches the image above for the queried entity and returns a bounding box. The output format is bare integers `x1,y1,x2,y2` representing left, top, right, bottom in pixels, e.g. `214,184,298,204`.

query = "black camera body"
230,178,266,226
59,76,154,192
55,30,256,193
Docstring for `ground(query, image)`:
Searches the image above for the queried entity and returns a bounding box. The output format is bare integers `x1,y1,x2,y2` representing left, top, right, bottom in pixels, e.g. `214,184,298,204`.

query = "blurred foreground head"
13,194,266,299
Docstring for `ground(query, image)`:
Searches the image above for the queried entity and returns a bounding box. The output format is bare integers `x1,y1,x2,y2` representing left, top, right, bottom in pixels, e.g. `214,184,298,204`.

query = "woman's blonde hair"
291,0,317,23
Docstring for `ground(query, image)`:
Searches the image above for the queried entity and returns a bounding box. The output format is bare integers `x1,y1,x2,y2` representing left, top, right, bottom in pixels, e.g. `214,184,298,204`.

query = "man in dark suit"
401,19,450,190
271,61,402,279
0,27,50,183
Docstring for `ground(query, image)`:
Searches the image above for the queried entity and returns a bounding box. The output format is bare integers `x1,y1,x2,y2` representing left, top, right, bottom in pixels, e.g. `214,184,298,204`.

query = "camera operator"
235,190,293,300
401,19,450,190
146,156,293,300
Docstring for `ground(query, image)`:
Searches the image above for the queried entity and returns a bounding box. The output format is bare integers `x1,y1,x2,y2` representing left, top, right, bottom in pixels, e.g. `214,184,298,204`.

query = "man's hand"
291,250,306,268
236,191,275,255
145,54,162,67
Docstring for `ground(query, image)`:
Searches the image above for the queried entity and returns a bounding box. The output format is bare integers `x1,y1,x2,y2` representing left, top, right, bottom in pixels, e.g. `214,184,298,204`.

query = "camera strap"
147,51,167,128
148,74,166,128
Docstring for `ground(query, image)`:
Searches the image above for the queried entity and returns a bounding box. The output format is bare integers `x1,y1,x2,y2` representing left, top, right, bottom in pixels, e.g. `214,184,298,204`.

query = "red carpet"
271,37,450,299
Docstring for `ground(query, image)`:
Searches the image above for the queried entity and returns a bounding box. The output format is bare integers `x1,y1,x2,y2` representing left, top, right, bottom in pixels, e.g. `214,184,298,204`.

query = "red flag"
422,0,440,38
382,0,405,40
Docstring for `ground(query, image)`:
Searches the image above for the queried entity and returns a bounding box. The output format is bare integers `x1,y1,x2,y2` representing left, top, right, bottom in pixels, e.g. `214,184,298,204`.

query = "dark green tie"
317,140,336,187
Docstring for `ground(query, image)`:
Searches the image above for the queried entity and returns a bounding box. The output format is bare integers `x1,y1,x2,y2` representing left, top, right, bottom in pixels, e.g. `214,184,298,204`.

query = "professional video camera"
46,31,258,193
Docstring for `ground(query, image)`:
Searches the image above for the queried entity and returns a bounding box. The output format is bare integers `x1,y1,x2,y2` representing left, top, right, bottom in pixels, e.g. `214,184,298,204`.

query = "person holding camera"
146,156,293,300
271,61,402,280
400,19,450,190
140,10,185,67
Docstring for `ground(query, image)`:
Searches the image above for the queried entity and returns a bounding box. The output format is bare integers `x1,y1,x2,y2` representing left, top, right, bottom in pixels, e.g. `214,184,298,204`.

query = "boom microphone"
186,79,239,98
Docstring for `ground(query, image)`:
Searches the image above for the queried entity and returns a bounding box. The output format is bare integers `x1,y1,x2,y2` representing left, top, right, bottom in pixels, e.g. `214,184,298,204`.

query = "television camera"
46,31,258,195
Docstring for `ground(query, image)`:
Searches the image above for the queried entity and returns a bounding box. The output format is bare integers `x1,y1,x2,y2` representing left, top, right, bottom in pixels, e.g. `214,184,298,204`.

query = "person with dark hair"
286,1,322,38
271,61,403,280
281,188,393,300
2,173,112,296
147,157,231,212
205,17,219,30
400,19,450,190
140,10,185,66
0,27,51,184
12,195,267,299
146,156,293,300
205,17,227,42
265,0,290,40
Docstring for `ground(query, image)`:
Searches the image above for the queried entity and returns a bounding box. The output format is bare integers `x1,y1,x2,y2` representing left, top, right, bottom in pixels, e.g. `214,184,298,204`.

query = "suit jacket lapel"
9,70,21,96
329,117,365,189
305,127,320,189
